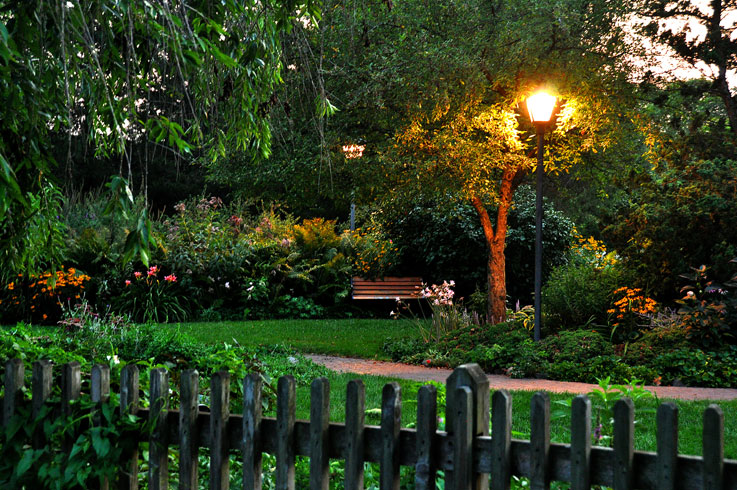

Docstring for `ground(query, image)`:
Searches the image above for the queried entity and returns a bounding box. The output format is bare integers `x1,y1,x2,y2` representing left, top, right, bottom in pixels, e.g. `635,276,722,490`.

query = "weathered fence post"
344,379,365,490
381,382,402,490
415,384,438,490
703,404,724,490
277,375,296,490
243,373,263,490
3,358,24,427
119,364,140,490
32,359,52,449
530,392,551,490
490,390,512,490
447,363,490,490
210,371,231,490
656,403,678,490
613,398,634,490
310,377,330,490
571,395,591,490
149,368,169,490
180,370,200,490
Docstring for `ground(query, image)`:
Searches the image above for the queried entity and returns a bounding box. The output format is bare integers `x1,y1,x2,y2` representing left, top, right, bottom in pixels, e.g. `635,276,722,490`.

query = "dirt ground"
307,354,737,401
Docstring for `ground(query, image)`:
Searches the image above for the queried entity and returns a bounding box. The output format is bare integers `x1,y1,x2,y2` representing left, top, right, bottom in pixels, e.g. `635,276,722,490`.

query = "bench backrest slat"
352,277,423,300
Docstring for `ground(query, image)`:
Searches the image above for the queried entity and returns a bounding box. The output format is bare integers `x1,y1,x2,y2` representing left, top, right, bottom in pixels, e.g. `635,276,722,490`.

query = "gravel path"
306,354,737,401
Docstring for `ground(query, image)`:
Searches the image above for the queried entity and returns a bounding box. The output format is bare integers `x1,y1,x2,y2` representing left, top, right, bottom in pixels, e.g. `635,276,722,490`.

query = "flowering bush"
569,231,619,269
344,226,398,278
0,267,91,324
112,265,188,323
607,286,658,344
676,262,737,349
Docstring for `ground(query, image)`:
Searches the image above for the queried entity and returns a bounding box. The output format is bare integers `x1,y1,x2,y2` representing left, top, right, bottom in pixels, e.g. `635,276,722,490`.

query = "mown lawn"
165,319,420,359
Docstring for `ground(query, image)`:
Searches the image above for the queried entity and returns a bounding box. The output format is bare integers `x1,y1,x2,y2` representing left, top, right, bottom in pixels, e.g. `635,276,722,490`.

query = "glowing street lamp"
526,91,557,342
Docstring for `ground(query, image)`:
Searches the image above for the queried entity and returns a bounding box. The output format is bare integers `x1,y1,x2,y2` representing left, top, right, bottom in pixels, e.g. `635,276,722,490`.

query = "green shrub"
542,261,630,330
382,337,426,362
652,347,737,387
540,330,613,363
622,314,689,366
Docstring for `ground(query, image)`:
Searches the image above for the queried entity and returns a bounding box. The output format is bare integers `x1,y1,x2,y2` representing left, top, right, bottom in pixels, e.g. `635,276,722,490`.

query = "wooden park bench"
351,276,423,300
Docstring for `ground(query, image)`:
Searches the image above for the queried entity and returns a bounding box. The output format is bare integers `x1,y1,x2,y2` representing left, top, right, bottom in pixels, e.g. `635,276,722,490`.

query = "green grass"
165,319,419,359
289,370,737,459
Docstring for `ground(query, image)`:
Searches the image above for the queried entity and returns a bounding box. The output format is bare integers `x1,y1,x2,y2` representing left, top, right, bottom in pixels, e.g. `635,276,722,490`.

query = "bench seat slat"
352,277,424,300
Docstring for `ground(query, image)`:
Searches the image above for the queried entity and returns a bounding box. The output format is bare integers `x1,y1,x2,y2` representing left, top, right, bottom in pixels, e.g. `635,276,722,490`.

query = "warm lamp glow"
342,143,365,159
527,92,557,124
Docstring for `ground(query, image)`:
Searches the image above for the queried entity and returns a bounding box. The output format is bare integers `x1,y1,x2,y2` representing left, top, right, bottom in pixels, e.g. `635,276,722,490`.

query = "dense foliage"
1,196,403,323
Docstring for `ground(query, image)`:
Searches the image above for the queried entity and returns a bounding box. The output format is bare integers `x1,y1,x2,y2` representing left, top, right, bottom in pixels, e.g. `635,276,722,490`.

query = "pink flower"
164,274,177,283
424,359,432,366
134,271,142,279
125,280,131,286
147,265,159,277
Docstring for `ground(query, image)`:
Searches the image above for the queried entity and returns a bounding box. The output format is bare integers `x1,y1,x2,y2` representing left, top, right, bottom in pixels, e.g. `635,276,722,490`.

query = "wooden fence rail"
2,358,736,490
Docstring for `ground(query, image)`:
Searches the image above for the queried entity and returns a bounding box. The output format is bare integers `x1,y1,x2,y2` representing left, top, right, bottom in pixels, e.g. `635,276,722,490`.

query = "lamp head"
527,91,557,126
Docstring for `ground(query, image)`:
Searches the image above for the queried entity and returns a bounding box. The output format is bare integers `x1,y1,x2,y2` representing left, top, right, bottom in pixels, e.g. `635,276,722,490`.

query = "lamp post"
526,92,557,342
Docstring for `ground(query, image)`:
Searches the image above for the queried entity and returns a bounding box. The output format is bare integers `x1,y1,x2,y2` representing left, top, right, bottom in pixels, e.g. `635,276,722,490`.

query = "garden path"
306,354,737,401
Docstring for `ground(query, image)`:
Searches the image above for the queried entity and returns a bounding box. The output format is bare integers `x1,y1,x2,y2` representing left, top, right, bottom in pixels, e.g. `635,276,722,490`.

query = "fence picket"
570,395,591,490
61,361,81,453
61,361,81,417
32,359,52,449
91,364,111,490
415,384,438,490
380,382,402,490
613,398,634,490
119,364,140,490
703,405,724,490
277,375,296,490
91,364,111,406
180,370,200,490
447,364,490,490
656,403,678,490
530,392,550,490
210,371,231,490
490,390,512,490
243,373,263,490
309,377,330,490
344,379,366,490
448,386,473,490
149,368,169,490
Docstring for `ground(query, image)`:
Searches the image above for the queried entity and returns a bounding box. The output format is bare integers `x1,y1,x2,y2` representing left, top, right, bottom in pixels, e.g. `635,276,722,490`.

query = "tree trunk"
470,167,521,323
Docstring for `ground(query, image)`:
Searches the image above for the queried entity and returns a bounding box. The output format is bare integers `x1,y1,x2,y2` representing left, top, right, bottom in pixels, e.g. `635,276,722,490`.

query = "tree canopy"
0,0,319,279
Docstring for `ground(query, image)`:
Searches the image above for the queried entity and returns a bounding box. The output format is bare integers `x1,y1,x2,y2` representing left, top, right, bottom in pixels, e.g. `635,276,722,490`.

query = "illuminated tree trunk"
470,167,522,323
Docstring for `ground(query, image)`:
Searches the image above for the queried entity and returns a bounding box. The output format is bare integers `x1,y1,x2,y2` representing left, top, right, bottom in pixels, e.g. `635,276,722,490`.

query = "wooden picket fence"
2,358,736,489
